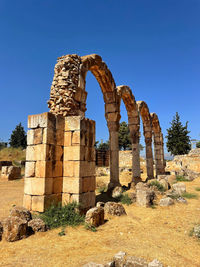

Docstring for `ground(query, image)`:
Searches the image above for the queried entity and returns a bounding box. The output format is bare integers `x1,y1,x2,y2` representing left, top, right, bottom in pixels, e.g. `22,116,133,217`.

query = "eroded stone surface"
104,202,126,216
85,207,104,227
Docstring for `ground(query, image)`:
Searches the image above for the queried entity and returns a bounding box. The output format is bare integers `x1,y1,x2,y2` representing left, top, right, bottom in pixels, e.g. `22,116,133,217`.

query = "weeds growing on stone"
149,181,166,192
38,202,85,229
182,192,198,199
118,193,132,205
176,175,189,182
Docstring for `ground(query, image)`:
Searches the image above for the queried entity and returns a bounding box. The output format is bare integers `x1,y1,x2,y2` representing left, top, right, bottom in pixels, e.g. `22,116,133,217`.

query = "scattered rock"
10,206,32,222
85,207,104,227
126,256,148,267
2,216,29,242
176,197,187,204
112,186,123,198
136,182,155,207
28,218,47,232
193,225,200,238
159,197,174,207
104,202,126,216
113,251,126,266
127,192,137,203
96,202,105,208
82,263,104,267
1,166,21,180
159,179,169,191
148,259,163,267
172,182,186,195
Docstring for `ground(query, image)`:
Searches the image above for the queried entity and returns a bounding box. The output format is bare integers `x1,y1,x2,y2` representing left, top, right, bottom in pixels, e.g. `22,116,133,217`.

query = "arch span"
48,53,120,188
117,85,141,183
151,113,165,175
137,101,154,179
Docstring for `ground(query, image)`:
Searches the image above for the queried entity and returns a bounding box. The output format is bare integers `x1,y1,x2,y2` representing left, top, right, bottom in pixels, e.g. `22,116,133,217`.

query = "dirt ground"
0,174,200,267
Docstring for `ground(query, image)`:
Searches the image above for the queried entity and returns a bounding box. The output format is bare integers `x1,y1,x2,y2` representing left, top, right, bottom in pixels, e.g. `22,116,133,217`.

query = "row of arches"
48,54,165,187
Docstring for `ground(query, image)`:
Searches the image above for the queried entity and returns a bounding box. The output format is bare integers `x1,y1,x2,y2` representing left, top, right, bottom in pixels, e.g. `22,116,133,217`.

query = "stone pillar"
107,121,120,189
160,133,166,171
62,116,96,212
23,112,63,212
153,133,165,176
145,136,154,179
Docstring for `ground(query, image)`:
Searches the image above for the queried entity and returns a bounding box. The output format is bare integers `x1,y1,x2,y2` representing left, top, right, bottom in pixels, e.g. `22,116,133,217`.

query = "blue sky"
0,0,199,151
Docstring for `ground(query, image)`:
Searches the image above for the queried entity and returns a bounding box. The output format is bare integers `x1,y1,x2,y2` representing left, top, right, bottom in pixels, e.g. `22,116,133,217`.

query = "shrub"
195,187,200,191
182,192,198,199
149,181,166,192
38,202,84,229
176,175,189,182
97,186,107,193
119,193,132,205
84,223,97,232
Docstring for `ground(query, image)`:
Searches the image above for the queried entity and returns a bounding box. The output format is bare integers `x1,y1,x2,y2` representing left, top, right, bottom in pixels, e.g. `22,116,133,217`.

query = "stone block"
85,207,104,227
105,103,119,113
52,161,63,177
85,147,96,162
32,194,62,212
26,145,37,161
63,161,80,177
24,178,53,195
64,146,81,161
72,131,81,145
56,129,64,146
80,161,95,177
23,194,32,210
82,176,96,192
53,177,63,194
28,112,56,129
65,116,82,131
1,166,21,180
64,131,72,146
56,115,65,130
63,177,82,194
55,146,63,161
25,161,35,177
62,193,71,205
43,128,56,145
27,130,34,145
35,144,54,161
35,161,52,178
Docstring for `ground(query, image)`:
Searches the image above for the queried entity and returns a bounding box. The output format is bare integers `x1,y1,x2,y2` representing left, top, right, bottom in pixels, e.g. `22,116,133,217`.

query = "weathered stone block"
32,194,62,212
63,161,80,177
52,161,63,177
27,128,44,145
24,178,53,195
1,166,21,180
63,177,82,193
65,116,82,131
56,129,64,146
72,131,81,145
62,193,71,205
23,194,32,210
53,177,63,194
55,145,63,161
64,146,81,161
43,127,56,145
28,112,56,129
56,115,65,130
26,145,37,161
25,161,35,177
64,131,72,146
35,161,52,178
85,207,104,227
80,161,95,177
82,176,96,192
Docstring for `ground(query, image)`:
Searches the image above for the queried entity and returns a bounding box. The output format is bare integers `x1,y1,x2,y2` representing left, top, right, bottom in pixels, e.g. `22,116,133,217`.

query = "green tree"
9,123,27,149
166,112,191,156
196,141,200,148
97,140,109,151
118,121,131,150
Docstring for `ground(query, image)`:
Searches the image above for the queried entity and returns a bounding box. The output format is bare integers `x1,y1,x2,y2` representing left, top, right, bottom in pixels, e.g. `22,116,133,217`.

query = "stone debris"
112,186,123,198
136,182,155,207
1,166,21,180
176,197,187,204
96,202,105,208
0,161,12,170
85,207,104,227
104,202,126,216
28,218,47,232
2,216,29,242
148,259,163,267
172,182,186,195
159,197,174,207
10,206,32,222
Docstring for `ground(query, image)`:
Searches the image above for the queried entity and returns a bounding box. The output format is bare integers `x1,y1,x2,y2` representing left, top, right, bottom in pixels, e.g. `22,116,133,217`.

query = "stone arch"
151,113,165,175
117,85,141,183
137,101,154,179
48,54,121,188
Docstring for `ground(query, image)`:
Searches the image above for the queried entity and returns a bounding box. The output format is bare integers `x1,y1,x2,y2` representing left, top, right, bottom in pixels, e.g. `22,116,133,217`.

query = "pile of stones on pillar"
62,116,96,212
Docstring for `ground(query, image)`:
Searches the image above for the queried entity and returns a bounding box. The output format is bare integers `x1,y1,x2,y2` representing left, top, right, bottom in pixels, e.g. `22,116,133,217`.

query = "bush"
195,187,200,191
119,193,132,205
149,181,166,192
176,175,189,182
38,202,84,229
182,192,198,199
84,223,97,232
97,186,107,193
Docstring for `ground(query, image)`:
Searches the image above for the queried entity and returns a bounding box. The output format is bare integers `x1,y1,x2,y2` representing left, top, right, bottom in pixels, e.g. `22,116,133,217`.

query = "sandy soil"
0,175,200,267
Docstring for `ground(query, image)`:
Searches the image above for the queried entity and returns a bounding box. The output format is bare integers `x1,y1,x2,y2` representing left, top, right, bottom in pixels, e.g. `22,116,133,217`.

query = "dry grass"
0,147,26,162
1,174,200,266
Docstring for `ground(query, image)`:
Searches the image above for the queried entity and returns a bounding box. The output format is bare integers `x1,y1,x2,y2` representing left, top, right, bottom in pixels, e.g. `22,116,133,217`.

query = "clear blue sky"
0,0,199,151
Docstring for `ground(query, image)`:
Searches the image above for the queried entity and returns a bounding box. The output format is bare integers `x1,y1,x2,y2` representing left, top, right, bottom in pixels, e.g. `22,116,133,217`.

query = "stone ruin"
23,54,165,212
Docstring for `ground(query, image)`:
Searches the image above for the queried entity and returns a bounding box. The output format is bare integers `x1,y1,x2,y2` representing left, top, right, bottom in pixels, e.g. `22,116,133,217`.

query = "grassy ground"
0,147,26,162
0,173,200,266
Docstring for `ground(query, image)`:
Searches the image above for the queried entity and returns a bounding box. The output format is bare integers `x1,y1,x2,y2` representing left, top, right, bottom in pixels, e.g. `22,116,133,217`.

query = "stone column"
23,112,63,212
160,133,166,171
62,116,96,212
145,137,154,179
153,133,165,176
107,121,120,189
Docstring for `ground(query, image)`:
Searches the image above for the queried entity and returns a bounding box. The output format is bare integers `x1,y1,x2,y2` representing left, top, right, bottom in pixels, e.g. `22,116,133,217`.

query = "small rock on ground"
104,202,126,216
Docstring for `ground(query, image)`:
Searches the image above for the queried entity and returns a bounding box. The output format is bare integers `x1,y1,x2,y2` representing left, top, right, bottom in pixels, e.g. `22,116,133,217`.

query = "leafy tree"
97,140,109,151
9,123,27,149
166,112,191,156
118,121,131,150
0,142,7,150
196,142,200,148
